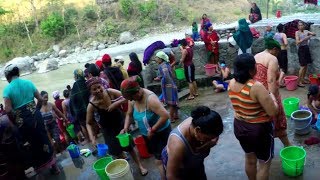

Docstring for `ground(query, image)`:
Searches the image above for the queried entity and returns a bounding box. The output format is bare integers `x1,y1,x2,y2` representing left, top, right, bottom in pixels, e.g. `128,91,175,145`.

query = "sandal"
140,168,148,176
186,96,195,100
298,84,305,87
194,93,199,97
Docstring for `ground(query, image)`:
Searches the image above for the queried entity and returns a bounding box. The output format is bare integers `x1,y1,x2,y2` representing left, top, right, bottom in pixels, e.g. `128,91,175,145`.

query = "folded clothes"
304,136,320,145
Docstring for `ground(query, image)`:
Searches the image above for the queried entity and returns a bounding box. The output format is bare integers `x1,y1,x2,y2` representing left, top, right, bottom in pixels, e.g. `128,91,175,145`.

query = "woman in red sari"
253,38,291,147
203,23,220,64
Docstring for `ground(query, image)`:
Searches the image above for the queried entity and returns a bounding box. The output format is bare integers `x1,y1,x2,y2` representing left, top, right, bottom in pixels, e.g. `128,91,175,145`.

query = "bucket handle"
282,155,306,170
282,146,306,170
294,118,312,131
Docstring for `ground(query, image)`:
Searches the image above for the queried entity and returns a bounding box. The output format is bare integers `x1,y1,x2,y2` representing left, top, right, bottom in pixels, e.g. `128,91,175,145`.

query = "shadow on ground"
36,86,320,180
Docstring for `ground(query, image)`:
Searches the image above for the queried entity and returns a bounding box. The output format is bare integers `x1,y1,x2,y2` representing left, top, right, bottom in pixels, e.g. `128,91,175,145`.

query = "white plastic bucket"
105,159,134,180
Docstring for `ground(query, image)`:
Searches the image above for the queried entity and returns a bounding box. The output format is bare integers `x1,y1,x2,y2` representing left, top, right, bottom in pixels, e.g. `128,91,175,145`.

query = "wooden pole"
266,0,268,19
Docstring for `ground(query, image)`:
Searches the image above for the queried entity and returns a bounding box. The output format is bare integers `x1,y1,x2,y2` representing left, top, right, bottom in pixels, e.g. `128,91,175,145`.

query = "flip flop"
194,94,199,97
186,96,195,100
140,169,148,176
298,84,305,87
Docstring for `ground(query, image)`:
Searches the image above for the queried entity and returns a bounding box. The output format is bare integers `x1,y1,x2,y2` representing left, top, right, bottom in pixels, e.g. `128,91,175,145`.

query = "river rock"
37,52,49,61
97,44,106,50
52,45,60,53
59,50,67,58
119,31,134,44
31,56,40,61
75,46,82,53
91,41,99,49
1,57,34,77
37,58,59,73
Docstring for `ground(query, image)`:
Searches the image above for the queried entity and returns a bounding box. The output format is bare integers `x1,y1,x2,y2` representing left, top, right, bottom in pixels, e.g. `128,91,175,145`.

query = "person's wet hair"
180,39,188,47
191,106,223,136
40,91,48,96
233,53,256,84
277,23,284,33
63,89,70,98
308,85,319,98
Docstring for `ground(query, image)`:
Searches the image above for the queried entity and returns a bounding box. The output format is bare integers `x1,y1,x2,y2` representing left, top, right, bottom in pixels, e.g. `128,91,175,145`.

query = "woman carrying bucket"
254,38,292,147
85,77,148,176
154,51,179,123
162,106,223,179
120,76,171,180
228,54,279,180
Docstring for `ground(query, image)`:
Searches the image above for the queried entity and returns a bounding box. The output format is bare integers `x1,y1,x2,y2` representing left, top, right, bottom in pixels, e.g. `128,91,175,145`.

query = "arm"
222,68,230,79
166,136,185,180
86,104,96,144
3,98,15,121
62,100,68,118
307,31,316,36
307,96,318,118
107,89,127,111
170,52,176,67
296,31,311,45
122,101,134,133
267,59,279,96
148,95,170,132
251,82,278,117
282,33,288,46
180,49,187,64
52,103,67,121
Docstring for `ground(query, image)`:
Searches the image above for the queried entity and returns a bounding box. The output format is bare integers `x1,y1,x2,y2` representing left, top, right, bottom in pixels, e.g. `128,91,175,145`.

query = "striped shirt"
228,79,271,123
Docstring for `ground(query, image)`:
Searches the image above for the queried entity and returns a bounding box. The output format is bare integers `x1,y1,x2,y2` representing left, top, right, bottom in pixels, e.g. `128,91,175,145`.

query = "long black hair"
308,85,319,99
233,53,256,84
129,52,142,72
191,106,223,136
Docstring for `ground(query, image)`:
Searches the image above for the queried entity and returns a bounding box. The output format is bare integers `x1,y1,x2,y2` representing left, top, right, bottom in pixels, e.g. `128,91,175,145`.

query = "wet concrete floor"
37,86,320,180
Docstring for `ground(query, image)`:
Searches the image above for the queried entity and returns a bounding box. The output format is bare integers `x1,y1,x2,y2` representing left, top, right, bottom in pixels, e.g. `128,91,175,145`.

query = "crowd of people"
0,2,318,179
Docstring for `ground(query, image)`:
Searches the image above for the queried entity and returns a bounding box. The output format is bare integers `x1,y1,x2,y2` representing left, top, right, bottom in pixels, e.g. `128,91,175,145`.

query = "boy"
212,60,231,92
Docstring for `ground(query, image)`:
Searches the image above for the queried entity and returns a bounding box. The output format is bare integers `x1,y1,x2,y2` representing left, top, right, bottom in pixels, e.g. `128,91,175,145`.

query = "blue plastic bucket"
316,114,320,132
291,110,312,135
97,144,108,157
67,143,80,158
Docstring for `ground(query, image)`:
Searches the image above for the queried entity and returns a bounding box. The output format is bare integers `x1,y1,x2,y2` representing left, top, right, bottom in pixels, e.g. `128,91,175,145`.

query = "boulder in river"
0,56,34,79
52,45,60,53
119,31,134,44
37,58,59,73
97,44,106,50
59,50,67,58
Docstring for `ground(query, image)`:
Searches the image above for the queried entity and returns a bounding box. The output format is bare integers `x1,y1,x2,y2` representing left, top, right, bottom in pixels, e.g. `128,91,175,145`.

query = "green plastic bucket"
283,97,300,117
175,68,185,80
280,146,306,177
116,133,131,148
66,124,76,138
93,156,113,180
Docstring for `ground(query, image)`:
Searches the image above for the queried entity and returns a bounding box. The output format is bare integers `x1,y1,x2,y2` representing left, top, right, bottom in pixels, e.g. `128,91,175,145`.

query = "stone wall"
142,37,320,87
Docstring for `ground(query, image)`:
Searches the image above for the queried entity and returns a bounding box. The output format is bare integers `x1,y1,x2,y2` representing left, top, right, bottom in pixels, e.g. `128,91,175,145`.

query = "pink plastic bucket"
204,64,217,77
284,76,298,91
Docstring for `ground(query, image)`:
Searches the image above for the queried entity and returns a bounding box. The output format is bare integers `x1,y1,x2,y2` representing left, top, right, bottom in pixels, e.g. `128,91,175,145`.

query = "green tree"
119,0,133,18
40,13,65,38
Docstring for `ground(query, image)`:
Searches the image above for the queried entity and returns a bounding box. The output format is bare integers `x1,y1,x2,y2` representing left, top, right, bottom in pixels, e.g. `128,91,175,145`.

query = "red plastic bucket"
204,64,217,77
134,136,151,158
309,74,319,85
284,76,298,91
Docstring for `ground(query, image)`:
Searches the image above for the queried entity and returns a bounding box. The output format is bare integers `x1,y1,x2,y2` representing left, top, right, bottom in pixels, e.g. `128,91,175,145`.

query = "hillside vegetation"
0,0,318,63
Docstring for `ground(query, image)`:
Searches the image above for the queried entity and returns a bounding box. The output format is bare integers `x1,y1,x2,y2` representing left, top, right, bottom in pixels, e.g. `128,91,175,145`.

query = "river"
0,27,189,103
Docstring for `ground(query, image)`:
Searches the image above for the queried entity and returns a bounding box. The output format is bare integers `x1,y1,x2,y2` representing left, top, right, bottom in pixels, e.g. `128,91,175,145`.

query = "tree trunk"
267,0,270,19
29,0,39,29
24,20,33,46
